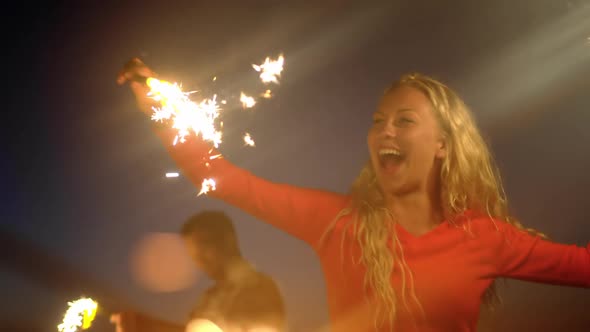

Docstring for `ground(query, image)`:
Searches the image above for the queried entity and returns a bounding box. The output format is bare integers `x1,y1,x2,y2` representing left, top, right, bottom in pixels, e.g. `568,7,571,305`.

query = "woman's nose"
379,119,397,138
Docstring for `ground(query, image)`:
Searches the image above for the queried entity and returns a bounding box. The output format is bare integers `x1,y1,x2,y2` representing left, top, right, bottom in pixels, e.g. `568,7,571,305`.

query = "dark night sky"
2,1,589,331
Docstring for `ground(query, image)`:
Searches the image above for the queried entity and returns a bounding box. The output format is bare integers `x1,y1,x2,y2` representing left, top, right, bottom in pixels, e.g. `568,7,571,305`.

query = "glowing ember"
57,298,98,332
261,90,272,99
252,54,284,84
240,92,256,109
198,178,216,196
147,78,222,147
186,319,223,332
165,172,179,178
243,133,255,147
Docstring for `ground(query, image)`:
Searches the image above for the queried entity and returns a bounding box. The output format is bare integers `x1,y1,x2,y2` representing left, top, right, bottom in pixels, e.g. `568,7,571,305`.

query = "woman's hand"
117,58,158,115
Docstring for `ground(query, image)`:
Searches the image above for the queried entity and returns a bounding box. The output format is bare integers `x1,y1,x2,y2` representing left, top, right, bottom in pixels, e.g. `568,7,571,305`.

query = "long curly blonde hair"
324,73,544,329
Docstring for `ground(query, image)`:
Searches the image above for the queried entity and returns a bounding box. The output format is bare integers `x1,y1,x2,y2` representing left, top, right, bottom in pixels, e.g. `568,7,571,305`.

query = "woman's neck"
386,187,444,236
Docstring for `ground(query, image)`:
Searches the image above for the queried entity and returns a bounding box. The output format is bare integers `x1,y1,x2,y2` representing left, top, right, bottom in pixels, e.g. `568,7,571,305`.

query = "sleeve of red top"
155,127,348,247
494,221,590,287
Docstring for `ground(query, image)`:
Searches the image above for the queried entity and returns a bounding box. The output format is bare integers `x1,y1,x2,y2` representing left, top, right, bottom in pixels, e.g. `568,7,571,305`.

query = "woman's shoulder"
450,210,513,235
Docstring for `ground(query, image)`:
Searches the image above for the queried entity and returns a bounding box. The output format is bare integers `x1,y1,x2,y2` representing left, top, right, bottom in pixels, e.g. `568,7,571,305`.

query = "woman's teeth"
378,148,401,157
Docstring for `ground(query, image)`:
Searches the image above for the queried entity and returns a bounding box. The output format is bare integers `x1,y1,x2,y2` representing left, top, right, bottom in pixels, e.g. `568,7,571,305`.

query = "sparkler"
57,297,98,332
129,54,284,194
142,54,284,148
252,54,284,84
147,78,222,147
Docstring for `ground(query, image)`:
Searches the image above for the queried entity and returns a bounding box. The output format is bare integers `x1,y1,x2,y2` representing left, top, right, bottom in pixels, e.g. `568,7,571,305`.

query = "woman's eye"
396,117,414,125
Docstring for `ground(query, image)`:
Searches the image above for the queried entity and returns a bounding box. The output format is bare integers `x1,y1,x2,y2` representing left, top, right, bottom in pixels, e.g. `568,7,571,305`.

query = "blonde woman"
117,59,589,332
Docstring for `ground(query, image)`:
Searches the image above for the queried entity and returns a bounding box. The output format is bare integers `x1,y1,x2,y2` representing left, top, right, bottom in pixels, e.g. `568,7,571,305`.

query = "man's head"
181,211,241,279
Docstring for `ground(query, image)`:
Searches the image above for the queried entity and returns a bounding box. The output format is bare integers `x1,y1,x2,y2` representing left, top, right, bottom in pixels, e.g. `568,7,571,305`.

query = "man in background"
112,210,286,332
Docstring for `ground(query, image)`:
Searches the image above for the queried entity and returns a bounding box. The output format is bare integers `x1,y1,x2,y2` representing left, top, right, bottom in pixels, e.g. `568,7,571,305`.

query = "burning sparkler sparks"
252,54,284,84
243,133,255,147
144,54,284,149
240,92,257,108
165,172,180,178
138,54,285,195
147,78,222,147
198,178,217,196
57,298,98,332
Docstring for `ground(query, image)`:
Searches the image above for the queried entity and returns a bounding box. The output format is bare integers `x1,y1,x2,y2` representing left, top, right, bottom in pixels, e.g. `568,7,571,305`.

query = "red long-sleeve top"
158,130,590,331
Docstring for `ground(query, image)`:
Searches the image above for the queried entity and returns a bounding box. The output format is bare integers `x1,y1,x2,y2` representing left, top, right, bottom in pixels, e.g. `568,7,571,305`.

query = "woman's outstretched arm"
493,221,590,287
118,58,348,247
